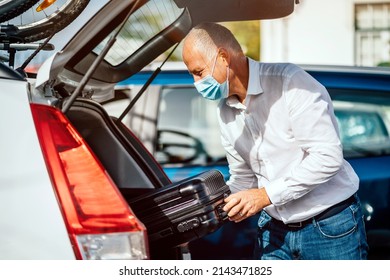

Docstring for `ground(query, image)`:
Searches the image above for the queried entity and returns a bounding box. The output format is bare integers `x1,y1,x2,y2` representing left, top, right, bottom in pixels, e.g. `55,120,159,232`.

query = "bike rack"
0,24,54,69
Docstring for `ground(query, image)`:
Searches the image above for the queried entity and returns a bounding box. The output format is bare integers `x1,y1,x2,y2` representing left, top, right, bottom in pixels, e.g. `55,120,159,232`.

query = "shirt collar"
247,57,263,96
225,57,263,109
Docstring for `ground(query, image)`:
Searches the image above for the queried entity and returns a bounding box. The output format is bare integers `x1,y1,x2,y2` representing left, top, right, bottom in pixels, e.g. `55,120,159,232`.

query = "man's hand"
223,188,271,222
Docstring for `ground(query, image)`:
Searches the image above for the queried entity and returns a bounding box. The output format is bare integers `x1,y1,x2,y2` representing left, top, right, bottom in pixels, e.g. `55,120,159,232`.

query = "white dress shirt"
217,58,359,223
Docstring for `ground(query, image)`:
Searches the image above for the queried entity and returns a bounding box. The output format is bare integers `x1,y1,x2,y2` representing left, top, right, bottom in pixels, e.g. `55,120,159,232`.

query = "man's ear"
218,48,230,67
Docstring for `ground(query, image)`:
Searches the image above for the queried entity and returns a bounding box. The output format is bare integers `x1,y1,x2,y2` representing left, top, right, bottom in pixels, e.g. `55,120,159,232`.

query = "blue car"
105,63,390,259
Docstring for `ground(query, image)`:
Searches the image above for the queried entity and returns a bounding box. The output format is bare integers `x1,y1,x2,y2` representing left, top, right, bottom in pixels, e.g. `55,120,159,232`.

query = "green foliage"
377,61,390,67
222,20,260,60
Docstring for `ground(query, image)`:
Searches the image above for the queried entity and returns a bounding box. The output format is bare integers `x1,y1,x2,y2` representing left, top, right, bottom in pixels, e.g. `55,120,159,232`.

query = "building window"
355,3,390,66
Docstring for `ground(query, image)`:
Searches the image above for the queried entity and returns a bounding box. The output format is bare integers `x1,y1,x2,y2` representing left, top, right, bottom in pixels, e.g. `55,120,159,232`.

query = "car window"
330,89,390,158
156,86,226,165
93,0,184,66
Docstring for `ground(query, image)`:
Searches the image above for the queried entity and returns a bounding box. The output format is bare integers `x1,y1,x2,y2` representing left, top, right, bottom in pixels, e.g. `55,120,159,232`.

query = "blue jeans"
255,196,369,260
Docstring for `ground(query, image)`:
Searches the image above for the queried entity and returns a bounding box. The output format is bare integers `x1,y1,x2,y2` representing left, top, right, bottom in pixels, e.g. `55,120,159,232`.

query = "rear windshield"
93,0,184,66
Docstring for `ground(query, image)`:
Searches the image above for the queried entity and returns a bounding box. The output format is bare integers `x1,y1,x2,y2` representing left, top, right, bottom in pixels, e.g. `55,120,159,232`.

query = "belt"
272,195,356,229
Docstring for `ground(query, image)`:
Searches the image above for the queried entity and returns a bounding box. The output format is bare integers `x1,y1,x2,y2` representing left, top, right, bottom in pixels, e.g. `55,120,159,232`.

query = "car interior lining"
65,98,170,194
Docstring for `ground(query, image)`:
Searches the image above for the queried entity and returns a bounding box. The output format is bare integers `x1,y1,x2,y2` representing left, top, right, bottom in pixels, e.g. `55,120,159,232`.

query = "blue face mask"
194,52,229,100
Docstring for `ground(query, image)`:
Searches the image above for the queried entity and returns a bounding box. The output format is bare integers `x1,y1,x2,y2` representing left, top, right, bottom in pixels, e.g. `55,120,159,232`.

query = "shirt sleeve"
220,133,258,193
265,67,344,206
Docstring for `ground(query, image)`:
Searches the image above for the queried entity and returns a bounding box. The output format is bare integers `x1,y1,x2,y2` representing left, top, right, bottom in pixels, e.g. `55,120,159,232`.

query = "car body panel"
175,0,295,23
303,65,390,91
0,80,74,259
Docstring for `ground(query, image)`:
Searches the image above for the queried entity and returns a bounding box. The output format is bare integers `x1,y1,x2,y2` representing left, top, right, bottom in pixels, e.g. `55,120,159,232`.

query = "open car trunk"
65,98,230,259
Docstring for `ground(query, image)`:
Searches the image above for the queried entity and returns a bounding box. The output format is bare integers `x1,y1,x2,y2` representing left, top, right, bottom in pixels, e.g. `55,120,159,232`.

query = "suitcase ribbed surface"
196,169,225,195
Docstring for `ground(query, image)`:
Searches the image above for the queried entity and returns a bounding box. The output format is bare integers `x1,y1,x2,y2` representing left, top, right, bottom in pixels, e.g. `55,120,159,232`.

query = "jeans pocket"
315,203,359,239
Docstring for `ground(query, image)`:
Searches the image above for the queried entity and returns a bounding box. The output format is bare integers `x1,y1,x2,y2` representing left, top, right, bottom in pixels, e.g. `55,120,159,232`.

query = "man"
182,22,368,260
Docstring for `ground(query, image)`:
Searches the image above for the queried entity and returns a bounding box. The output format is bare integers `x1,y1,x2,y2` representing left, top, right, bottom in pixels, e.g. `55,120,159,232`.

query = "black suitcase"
128,170,231,248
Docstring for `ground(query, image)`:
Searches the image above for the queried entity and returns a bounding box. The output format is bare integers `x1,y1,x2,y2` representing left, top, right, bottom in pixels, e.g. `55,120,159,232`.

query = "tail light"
31,104,149,260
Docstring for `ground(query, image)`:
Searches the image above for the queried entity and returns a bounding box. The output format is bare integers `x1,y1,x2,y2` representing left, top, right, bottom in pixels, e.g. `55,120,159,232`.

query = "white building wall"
261,0,389,66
